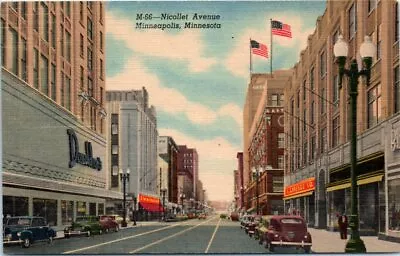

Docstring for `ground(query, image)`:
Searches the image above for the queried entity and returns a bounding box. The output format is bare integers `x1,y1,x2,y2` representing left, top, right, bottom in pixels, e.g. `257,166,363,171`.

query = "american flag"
250,40,268,58
271,20,292,38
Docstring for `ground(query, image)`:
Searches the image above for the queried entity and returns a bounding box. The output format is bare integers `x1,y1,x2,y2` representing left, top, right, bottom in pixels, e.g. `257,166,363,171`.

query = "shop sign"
284,177,315,197
391,125,400,152
139,194,160,204
67,129,102,171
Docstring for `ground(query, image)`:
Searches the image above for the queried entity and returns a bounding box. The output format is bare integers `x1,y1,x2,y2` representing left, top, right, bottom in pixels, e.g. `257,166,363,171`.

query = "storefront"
326,152,385,235
2,70,121,230
283,177,315,226
137,194,163,221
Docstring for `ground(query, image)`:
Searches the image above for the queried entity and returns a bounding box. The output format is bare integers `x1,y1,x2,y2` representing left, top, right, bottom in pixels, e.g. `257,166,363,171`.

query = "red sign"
139,194,160,205
284,177,315,197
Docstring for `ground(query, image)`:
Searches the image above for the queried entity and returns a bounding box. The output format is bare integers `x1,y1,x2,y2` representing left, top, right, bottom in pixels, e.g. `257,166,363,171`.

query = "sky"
105,1,327,202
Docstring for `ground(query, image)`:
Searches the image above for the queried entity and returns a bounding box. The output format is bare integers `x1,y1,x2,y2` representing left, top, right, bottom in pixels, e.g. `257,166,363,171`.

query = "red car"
262,215,312,253
247,215,262,237
99,216,119,232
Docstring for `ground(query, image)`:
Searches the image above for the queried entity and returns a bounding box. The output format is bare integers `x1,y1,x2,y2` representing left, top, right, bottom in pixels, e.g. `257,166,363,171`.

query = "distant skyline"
105,1,327,201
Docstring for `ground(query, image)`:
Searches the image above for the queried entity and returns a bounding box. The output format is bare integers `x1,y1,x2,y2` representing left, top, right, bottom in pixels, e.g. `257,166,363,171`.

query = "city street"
4,215,400,254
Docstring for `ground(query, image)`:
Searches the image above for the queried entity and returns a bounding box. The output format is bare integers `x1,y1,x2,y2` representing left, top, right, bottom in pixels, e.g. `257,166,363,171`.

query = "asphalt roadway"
3,215,308,255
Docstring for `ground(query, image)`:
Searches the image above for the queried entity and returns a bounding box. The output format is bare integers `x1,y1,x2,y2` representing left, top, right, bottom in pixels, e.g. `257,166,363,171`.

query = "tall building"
284,0,399,241
106,89,160,220
158,136,179,205
236,152,244,210
2,1,117,231
244,70,289,215
177,145,199,201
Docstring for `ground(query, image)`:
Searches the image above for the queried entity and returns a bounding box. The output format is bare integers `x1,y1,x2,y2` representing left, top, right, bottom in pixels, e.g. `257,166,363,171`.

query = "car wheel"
249,233,252,237
105,228,110,233
22,238,31,248
304,246,311,253
48,236,53,244
115,225,119,232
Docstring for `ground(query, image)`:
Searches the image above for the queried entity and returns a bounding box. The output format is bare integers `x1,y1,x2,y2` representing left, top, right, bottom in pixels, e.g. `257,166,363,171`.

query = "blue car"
3,216,57,248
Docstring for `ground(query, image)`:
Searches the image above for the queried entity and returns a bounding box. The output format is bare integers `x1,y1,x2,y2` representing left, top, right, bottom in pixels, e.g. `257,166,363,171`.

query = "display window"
61,200,73,225
33,198,57,226
389,179,400,233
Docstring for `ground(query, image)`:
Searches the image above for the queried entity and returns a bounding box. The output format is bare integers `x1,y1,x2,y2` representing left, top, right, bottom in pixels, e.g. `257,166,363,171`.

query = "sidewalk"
308,228,400,253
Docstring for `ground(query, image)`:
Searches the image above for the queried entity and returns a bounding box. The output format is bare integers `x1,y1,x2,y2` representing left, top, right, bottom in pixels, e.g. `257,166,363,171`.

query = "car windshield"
7,218,31,226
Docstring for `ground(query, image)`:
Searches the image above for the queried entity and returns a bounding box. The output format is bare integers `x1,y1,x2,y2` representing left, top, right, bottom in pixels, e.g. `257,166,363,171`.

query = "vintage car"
262,215,312,253
247,215,262,237
243,215,255,234
99,216,120,232
198,213,207,220
3,216,56,248
64,216,104,238
240,214,251,229
101,214,123,224
230,212,239,221
255,215,273,241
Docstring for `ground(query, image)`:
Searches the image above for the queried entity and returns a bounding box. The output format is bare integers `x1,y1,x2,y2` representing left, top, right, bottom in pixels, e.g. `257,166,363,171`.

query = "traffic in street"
3,215,307,254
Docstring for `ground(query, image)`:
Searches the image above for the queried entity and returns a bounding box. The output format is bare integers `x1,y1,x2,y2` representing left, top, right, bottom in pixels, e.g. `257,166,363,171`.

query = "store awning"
140,202,164,213
326,174,384,192
283,191,313,200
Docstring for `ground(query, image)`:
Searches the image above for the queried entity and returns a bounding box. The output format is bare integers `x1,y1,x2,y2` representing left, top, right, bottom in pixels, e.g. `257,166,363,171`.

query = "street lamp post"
333,35,375,253
119,168,130,228
132,194,137,226
161,188,167,221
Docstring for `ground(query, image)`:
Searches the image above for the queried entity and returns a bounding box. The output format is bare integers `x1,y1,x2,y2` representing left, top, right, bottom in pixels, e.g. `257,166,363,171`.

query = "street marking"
129,217,217,254
204,218,221,253
62,223,182,254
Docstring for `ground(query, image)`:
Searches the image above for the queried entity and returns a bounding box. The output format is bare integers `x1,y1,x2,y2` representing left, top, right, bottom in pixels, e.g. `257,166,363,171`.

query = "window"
80,66,85,89
66,76,71,110
310,67,314,91
349,3,357,39
10,27,18,75
332,29,340,48
278,155,284,169
278,133,285,148
100,59,104,79
87,17,93,40
272,176,284,192
3,196,29,218
303,109,307,131
333,75,339,106
303,141,308,165
368,0,376,13
297,91,300,108
303,80,307,101
367,84,382,128
60,25,64,57
40,55,49,96
310,136,316,161
100,2,103,23
1,19,5,66
98,203,104,216
395,66,400,113
100,31,104,51
271,94,278,106
376,24,381,60
80,34,84,57
87,47,93,70
80,2,84,22
51,64,56,101
100,87,103,105
66,31,71,62
21,2,26,19
51,14,56,48
332,116,340,148
76,201,87,217
396,2,399,43
61,200,73,225
33,2,39,31
11,2,18,11
88,77,93,96
34,49,39,88
21,38,27,81
65,2,71,17
320,127,327,153
279,94,284,106
320,51,326,77
61,72,64,106
81,102,85,121
33,198,57,226
41,2,49,42
112,145,118,154
311,101,315,124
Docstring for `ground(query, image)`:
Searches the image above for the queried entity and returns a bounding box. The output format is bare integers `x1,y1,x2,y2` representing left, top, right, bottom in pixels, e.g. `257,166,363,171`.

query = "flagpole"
270,19,273,76
249,38,252,82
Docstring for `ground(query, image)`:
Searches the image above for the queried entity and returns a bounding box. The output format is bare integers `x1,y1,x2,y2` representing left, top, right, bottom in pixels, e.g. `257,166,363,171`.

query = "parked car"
64,216,104,238
99,216,119,232
230,212,239,221
198,213,207,220
101,214,123,224
244,215,255,234
247,215,262,237
3,216,56,248
240,214,251,229
255,215,273,243
262,215,312,253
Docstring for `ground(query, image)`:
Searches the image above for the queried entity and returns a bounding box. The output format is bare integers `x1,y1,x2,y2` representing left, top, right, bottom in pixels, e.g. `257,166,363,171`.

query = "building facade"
106,89,160,220
1,1,118,231
236,152,244,211
158,136,179,205
284,0,399,241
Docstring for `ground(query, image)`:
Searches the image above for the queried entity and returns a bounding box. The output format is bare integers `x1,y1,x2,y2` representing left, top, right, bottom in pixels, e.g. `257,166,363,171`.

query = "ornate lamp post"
119,168,130,228
161,188,167,221
333,35,375,253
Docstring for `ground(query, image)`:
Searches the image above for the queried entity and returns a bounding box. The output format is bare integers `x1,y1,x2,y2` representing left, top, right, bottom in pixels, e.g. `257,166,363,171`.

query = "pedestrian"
338,213,348,239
